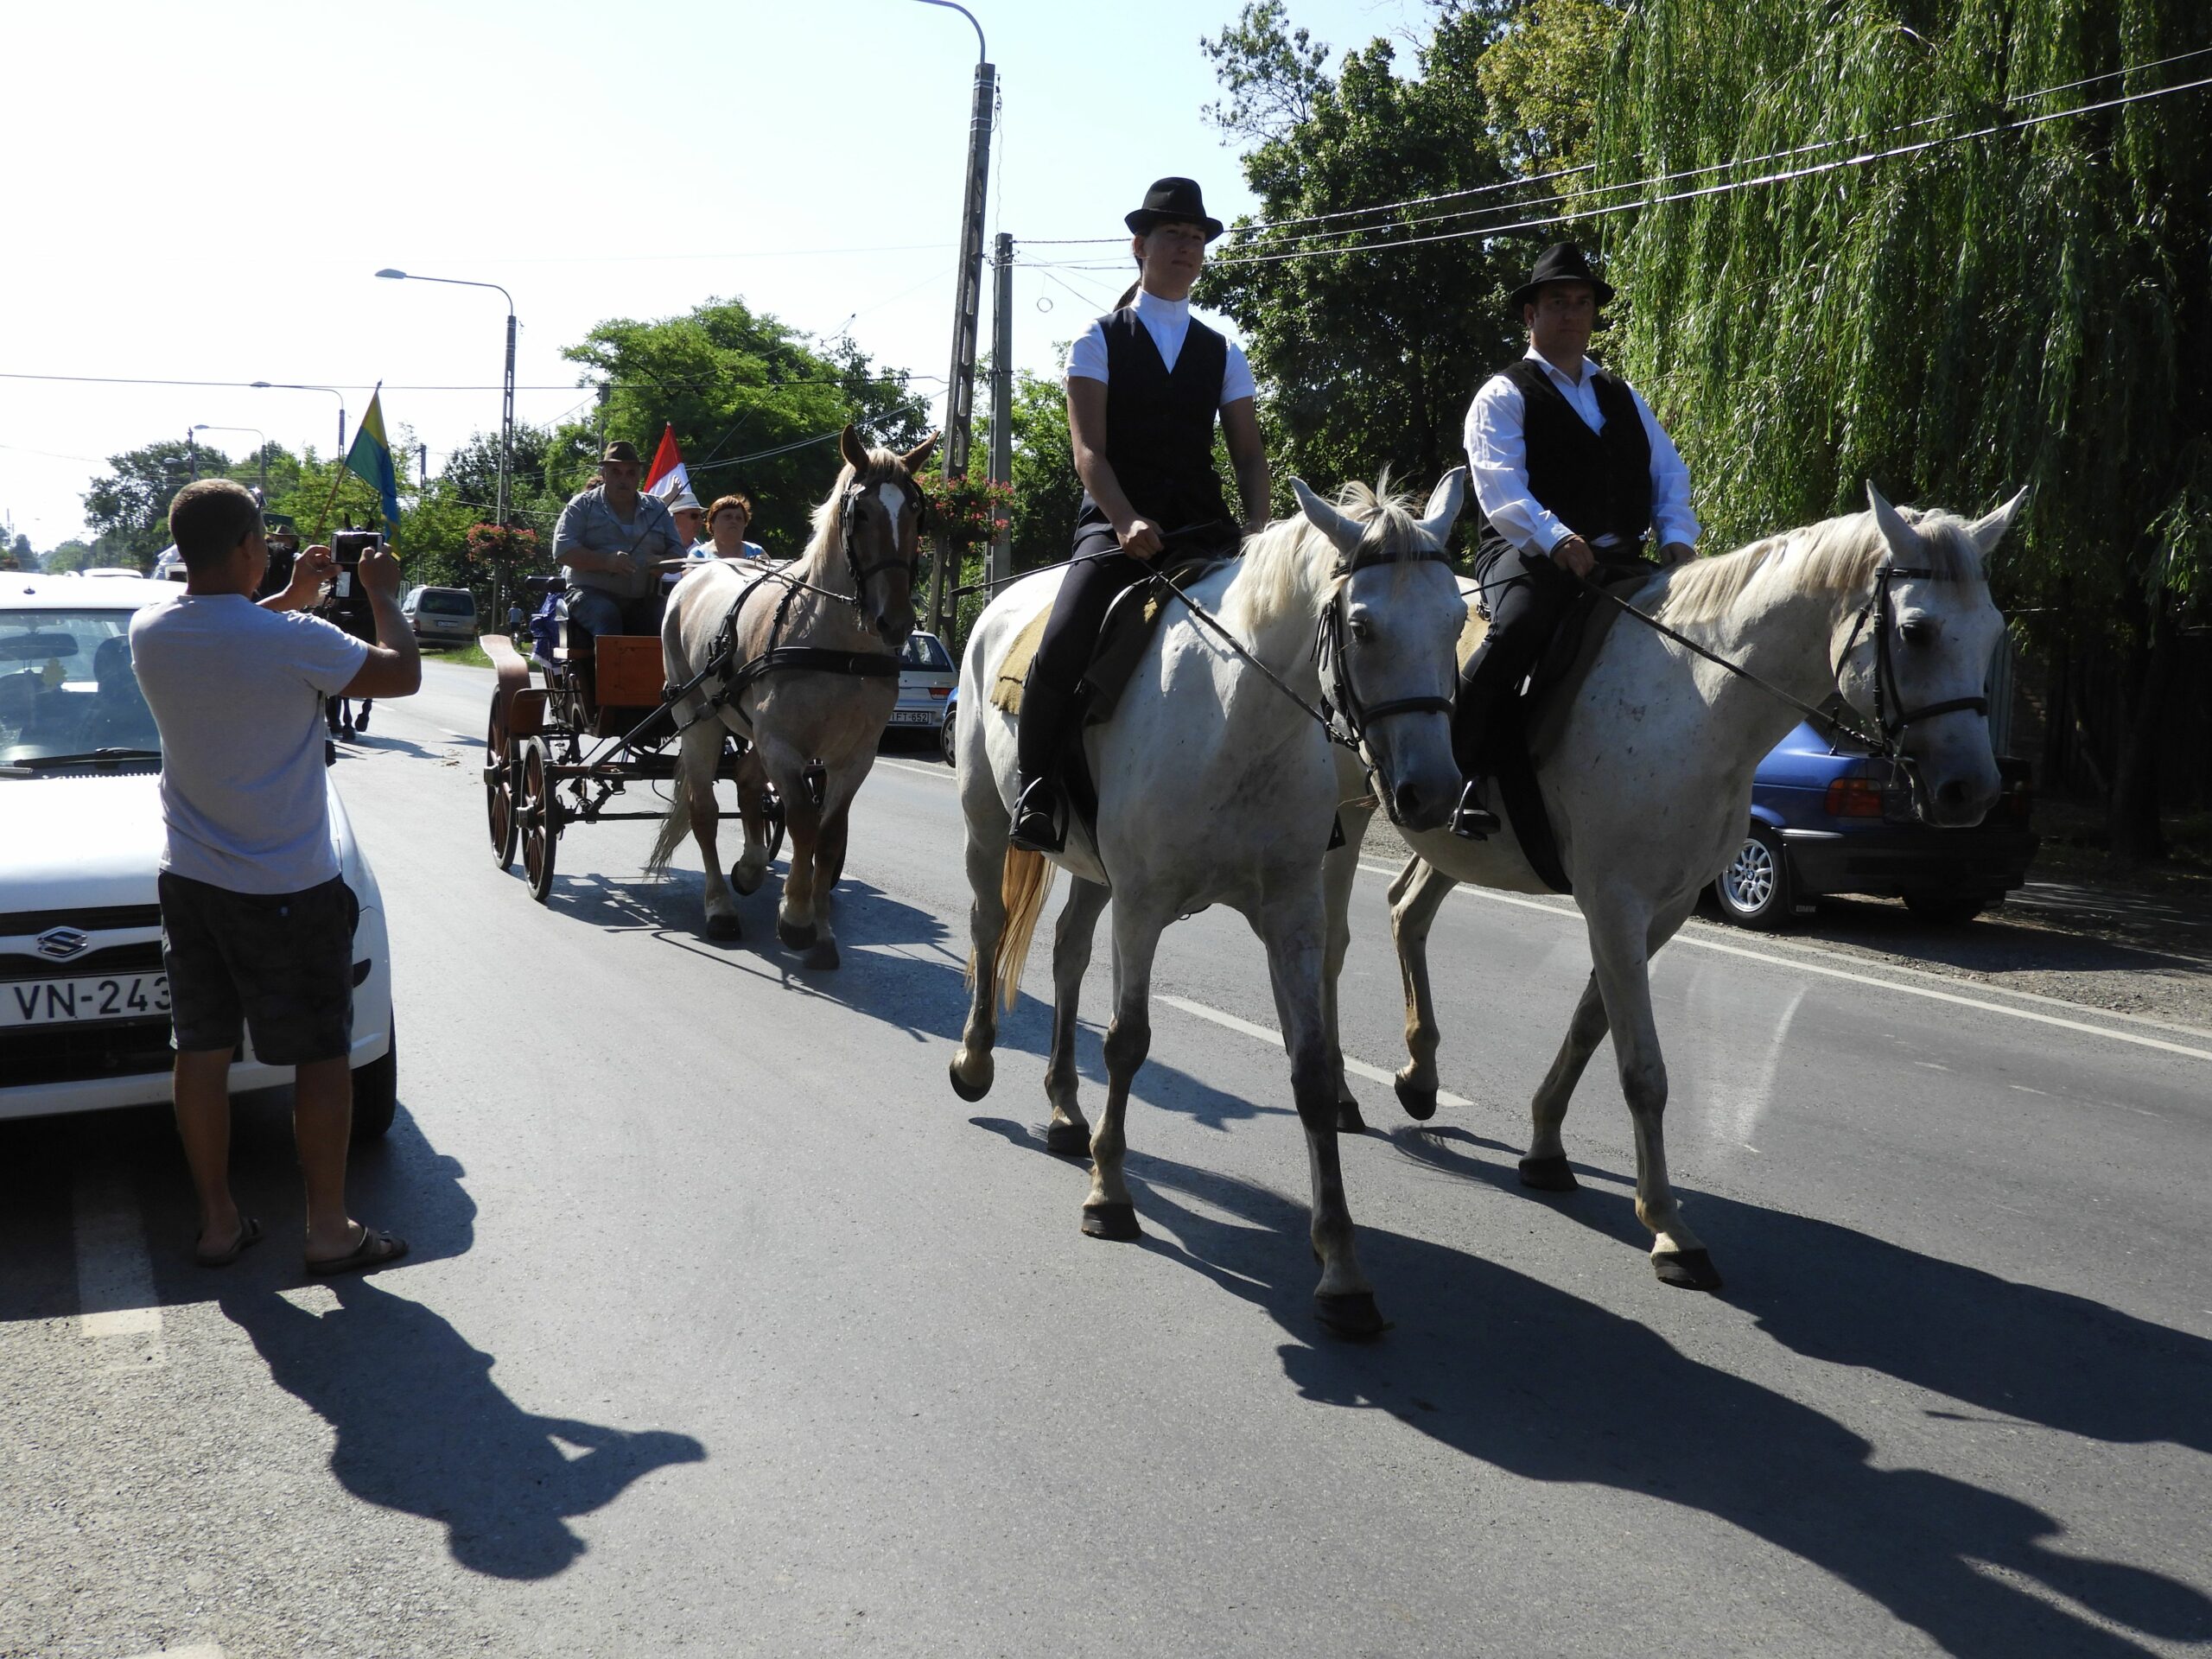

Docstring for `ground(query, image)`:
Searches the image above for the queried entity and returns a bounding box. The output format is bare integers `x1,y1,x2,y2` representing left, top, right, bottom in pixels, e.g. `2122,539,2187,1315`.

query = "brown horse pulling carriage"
478,577,785,903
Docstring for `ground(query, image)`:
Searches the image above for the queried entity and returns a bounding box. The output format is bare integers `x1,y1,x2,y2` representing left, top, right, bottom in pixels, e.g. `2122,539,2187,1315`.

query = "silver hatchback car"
889,631,957,736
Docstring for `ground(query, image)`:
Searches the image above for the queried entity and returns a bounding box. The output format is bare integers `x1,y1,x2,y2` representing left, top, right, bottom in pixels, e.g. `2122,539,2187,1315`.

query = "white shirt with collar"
1066,288,1258,406
1463,346,1699,556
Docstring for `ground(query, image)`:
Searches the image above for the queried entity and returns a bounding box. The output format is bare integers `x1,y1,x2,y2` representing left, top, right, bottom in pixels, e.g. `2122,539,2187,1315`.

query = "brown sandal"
305,1224,410,1276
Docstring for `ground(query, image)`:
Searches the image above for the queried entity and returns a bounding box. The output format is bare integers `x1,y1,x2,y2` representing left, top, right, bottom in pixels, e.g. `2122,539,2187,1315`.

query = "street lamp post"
250,382,347,457
375,268,517,615
190,425,270,497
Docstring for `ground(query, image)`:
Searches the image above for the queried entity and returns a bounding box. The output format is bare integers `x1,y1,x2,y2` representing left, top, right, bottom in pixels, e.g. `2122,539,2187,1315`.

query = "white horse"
1355,482,2025,1291
650,427,935,967
950,473,1470,1338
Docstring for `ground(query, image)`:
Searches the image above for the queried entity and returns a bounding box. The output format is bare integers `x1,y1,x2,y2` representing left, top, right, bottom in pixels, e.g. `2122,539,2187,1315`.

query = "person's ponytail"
1113,280,1141,309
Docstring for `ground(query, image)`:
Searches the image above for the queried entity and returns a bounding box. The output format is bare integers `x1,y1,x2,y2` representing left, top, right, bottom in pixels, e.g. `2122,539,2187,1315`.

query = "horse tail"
991,846,1058,1012
645,760,691,876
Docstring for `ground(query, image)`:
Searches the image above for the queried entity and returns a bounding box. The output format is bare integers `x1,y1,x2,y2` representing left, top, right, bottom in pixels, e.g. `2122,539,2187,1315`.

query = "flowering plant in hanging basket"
917,474,1016,550
466,523,540,563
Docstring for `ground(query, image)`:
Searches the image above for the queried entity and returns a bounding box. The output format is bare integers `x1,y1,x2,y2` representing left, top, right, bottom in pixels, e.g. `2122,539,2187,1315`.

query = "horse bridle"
1313,543,1457,753
1832,562,1988,751
836,477,928,615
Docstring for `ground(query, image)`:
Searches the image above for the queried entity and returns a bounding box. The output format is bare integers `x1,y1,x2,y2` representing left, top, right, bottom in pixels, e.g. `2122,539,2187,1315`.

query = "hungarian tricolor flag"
644,423,689,501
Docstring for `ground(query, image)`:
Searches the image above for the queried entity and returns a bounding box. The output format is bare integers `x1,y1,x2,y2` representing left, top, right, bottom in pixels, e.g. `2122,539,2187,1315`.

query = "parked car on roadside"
1712,718,2037,928
939,683,959,766
0,575,397,1135
401,584,477,645
888,630,957,740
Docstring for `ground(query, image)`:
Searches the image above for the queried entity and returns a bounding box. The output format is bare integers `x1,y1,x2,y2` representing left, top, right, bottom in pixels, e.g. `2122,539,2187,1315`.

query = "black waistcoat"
1487,358,1654,549
1074,308,1235,550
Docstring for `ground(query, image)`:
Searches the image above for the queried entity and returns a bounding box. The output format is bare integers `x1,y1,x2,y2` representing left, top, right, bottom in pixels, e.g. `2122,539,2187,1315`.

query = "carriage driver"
1449,243,1701,838
1010,176,1270,853
552,441,691,641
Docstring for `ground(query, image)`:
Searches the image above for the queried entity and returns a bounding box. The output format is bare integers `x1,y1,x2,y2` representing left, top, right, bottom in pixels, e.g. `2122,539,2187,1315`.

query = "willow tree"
1593,0,2209,861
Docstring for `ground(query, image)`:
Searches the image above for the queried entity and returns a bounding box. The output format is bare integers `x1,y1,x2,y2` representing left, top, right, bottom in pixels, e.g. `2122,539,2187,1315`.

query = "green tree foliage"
1476,0,1628,187
559,297,931,557
82,440,228,566
1595,0,2210,859
1198,4,1535,529
44,539,96,574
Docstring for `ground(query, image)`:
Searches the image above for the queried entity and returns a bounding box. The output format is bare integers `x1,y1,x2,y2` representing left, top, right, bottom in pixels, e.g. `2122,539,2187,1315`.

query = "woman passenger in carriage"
1009,176,1272,853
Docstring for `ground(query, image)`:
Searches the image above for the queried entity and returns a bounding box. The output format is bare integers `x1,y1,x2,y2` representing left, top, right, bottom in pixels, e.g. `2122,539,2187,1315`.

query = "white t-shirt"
130,594,371,894
1067,289,1258,405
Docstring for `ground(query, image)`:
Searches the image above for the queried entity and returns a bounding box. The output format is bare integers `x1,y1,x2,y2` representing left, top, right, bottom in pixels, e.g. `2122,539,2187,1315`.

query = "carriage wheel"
761,783,788,865
485,702,518,871
521,740,560,904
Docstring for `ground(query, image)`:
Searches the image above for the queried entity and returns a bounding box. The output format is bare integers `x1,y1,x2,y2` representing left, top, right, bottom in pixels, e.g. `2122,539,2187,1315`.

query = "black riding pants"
1017,544,1150,777
1453,540,1584,772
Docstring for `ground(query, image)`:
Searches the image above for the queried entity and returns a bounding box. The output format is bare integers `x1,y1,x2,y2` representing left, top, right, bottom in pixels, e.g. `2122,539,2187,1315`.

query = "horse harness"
1311,539,1459,753
666,475,927,732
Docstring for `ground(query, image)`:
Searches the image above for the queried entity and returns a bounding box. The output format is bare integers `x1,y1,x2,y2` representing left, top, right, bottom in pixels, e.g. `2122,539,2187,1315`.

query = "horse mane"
1653,505,1987,628
800,447,915,565
1228,473,1431,632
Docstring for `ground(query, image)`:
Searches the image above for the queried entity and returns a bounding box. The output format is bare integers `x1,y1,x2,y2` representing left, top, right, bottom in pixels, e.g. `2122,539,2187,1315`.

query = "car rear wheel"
351,1014,397,1141
1713,824,1794,930
1903,889,1986,925
939,704,957,767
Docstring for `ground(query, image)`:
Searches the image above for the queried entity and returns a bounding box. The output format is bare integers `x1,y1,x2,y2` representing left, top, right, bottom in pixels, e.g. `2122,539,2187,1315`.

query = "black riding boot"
1011,680,1076,853
1448,655,1510,840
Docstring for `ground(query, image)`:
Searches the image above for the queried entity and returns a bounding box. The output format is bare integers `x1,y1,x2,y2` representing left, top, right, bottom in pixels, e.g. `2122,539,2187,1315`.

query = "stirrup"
1450,779,1499,841
1010,775,1065,855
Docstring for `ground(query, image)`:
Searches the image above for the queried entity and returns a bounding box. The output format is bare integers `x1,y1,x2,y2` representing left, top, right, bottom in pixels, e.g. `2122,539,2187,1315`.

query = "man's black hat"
1126,177,1225,242
1511,243,1616,310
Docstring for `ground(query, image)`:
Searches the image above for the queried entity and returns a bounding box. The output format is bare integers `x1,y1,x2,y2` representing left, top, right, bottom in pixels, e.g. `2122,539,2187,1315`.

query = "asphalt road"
5,658,2209,1658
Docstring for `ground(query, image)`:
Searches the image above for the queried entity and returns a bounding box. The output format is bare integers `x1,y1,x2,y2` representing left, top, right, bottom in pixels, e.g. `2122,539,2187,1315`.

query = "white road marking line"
126,1645,224,1659
1354,860,2212,1064
1154,993,1473,1108
878,757,951,780
71,1170,163,1364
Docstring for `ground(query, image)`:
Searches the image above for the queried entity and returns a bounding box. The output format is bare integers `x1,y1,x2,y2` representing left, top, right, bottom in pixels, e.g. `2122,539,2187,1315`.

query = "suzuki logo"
35,928,90,961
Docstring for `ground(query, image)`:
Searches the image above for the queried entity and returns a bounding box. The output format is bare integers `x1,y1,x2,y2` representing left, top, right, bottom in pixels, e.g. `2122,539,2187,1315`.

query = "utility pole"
918,1,994,640
988,232,1014,592
187,431,199,482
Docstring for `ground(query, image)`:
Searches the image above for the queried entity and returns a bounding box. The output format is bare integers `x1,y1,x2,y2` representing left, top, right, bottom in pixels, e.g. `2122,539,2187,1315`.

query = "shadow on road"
969,1116,2212,1657
219,1276,705,1580
1389,1122,2212,1456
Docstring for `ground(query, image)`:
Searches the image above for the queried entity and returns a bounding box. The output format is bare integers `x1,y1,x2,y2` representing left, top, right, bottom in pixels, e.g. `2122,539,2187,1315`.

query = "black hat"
1126,177,1224,242
1511,243,1615,310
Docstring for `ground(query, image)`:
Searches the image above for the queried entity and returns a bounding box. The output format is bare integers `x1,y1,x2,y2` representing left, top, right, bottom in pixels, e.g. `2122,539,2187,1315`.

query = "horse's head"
1292,468,1471,834
835,424,938,650
1834,481,2024,827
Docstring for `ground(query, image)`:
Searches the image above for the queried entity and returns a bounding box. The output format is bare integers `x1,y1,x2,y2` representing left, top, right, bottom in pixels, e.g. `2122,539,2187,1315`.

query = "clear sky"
1,0,1433,549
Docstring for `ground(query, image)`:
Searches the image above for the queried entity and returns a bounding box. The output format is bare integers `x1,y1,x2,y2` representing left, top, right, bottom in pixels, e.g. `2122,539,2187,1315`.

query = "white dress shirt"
1067,288,1258,406
1463,346,1699,556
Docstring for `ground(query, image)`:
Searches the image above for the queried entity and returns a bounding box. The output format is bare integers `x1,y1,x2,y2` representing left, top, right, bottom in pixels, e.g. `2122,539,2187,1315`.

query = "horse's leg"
1255,883,1382,1338
1043,877,1110,1156
1320,828,1367,1134
798,801,851,969
729,744,772,896
950,804,1011,1103
1081,905,1164,1243
775,785,823,954
1519,972,1608,1192
1585,893,1720,1291
1388,856,1458,1122
682,723,741,940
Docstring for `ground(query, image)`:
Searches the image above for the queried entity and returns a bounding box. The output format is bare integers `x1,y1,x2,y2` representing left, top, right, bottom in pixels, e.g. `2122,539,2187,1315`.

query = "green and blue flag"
345,386,402,540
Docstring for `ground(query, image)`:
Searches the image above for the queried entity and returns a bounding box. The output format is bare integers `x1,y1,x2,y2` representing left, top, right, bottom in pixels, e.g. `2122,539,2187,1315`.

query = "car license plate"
2,972,170,1028
888,710,935,726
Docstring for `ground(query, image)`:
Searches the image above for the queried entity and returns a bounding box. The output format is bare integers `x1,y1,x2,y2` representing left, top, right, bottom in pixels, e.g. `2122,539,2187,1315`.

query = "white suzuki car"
0,575,397,1136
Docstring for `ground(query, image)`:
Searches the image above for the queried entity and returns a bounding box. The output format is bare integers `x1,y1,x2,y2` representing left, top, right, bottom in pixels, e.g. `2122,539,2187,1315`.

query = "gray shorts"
158,872,359,1065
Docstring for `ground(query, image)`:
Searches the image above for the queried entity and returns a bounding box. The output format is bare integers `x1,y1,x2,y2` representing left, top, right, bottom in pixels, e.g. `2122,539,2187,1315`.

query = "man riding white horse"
1451,243,1702,837
1010,176,1270,853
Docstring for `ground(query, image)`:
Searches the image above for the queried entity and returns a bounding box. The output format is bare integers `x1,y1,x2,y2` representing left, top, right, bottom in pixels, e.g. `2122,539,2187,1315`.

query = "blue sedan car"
1713,720,2037,929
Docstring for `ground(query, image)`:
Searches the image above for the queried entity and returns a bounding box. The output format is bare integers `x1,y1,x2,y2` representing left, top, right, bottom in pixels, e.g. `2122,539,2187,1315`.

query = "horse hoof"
1654,1248,1724,1292
1518,1154,1580,1192
704,912,741,942
777,918,817,950
1081,1202,1141,1242
948,1058,992,1103
803,940,841,970
729,861,764,897
1394,1076,1439,1122
1334,1097,1368,1135
1044,1119,1090,1158
1314,1291,1389,1340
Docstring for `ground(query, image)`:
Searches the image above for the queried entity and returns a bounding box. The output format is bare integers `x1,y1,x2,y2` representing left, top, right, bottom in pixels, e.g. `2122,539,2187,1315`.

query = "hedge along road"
2,654,2206,1659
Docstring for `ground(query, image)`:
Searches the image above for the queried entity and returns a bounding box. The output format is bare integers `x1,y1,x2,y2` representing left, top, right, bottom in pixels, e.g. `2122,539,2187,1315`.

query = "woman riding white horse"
650,426,935,966
950,472,1469,1338
1358,482,2025,1291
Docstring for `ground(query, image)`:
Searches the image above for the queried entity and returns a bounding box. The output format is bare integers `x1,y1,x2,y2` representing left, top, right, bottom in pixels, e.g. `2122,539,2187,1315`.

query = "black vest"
1486,359,1654,549
1074,308,1236,550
